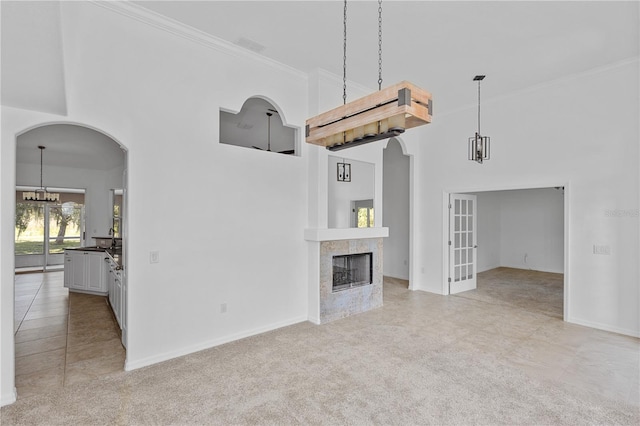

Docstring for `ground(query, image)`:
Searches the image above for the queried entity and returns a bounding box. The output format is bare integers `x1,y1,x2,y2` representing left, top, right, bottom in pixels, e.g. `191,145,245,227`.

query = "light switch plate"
150,251,160,263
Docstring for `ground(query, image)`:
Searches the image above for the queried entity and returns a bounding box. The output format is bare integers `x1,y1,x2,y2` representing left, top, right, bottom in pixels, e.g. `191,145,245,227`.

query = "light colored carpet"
2,274,639,425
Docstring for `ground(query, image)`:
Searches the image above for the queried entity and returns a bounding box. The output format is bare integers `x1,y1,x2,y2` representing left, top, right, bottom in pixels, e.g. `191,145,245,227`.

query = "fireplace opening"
332,252,373,292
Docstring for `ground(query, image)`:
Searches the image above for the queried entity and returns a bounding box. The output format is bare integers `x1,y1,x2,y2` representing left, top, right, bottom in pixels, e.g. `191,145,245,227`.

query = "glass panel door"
15,203,45,256
449,193,477,294
15,190,85,270
48,203,84,254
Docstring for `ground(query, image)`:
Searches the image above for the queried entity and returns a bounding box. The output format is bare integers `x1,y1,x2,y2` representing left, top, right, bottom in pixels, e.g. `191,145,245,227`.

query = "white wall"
412,60,639,337
473,188,564,274
1,1,312,403
383,138,410,279
499,188,564,273
473,191,502,272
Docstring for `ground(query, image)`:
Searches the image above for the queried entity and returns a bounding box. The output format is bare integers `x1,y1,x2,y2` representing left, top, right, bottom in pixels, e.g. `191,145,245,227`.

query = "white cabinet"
105,252,125,345
64,252,73,288
64,250,108,295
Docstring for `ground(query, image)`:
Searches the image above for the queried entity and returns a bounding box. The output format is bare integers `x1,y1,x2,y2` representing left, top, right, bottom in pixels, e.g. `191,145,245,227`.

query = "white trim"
91,1,308,81
0,388,17,407
567,317,640,339
124,316,308,371
304,227,389,242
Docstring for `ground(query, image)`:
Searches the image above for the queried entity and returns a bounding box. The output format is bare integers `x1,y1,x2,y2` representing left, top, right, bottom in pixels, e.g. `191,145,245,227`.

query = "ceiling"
16,124,125,171
134,1,639,113
2,1,638,168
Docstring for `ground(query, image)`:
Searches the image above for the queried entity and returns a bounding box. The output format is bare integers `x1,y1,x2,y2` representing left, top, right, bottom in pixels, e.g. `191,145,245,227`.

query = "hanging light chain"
477,79,481,135
39,146,44,190
343,0,348,105
378,0,383,90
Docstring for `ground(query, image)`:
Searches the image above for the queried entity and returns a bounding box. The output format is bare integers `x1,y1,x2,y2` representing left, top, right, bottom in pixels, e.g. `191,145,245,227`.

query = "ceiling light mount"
468,75,490,164
22,145,60,203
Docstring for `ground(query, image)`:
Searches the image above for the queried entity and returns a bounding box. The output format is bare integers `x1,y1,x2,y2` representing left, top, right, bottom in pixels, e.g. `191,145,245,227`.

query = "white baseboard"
307,315,320,325
0,387,17,407
125,315,308,371
567,316,640,338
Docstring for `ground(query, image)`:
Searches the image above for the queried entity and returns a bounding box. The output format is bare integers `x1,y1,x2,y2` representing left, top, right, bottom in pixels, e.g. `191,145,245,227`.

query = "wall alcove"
220,98,297,156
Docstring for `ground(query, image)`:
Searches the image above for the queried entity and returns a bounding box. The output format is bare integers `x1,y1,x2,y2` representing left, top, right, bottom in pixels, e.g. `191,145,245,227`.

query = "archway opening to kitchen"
14,123,127,399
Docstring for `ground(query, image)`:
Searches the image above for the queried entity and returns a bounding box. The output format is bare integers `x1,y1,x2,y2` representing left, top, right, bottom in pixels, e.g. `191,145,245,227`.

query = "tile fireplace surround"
319,238,383,323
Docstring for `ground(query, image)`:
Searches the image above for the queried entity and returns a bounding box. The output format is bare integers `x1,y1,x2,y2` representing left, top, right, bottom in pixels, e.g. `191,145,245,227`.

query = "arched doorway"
13,123,128,398
382,138,411,282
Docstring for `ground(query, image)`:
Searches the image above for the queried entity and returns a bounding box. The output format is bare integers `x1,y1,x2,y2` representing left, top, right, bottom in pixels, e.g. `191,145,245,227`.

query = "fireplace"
314,237,383,323
332,253,372,292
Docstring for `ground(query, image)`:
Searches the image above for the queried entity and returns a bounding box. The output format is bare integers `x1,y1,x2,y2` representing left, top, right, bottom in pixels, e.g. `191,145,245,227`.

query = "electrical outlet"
149,251,160,263
593,245,611,255
220,303,227,314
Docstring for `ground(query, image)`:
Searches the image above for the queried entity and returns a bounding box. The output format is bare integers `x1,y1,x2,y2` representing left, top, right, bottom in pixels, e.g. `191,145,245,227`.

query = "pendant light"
22,146,60,203
252,110,295,155
305,0,432,151
468,75,490,164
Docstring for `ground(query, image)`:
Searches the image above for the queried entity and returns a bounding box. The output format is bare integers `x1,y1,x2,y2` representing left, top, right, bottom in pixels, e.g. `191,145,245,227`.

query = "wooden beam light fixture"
306,81,432,151
305,1,432,151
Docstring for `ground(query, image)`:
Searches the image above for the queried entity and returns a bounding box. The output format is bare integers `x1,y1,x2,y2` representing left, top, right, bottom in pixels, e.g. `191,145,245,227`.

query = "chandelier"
22,146,60,203
305,0,432,151
468,75,490,164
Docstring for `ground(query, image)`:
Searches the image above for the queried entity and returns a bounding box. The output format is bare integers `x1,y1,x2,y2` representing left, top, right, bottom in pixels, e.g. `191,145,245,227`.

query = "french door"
448,194,477,294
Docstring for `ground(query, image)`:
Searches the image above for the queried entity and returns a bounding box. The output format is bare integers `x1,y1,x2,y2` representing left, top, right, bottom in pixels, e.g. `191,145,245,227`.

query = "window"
15,190,85,256
111,189,123,237
353,199,374,228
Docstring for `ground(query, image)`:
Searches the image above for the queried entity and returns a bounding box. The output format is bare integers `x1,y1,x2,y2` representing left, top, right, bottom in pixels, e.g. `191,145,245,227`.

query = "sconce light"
337,162,351,182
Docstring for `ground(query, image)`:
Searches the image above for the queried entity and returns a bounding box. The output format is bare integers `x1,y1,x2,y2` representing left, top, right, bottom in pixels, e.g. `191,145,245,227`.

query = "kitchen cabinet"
64,250,107,295
105,252,125,334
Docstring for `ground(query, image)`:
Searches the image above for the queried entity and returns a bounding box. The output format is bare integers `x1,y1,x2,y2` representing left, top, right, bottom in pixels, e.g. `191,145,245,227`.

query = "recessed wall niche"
220,98,297,155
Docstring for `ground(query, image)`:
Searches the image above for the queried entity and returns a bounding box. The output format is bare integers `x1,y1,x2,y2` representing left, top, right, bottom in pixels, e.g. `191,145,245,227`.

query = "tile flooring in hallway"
14,271,125,399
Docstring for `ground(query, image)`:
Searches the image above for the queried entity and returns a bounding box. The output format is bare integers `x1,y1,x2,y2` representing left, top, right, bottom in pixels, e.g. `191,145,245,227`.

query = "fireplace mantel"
304,227,389,242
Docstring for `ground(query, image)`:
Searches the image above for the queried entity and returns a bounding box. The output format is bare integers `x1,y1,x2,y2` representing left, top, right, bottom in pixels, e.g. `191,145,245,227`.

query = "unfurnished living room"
1,1,639,424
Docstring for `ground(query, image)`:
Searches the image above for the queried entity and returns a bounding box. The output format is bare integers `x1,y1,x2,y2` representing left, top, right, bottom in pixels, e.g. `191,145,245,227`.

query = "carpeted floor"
2,270,639,425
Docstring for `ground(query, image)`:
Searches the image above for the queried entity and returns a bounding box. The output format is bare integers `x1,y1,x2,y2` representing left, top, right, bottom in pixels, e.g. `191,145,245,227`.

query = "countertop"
66,246,123,269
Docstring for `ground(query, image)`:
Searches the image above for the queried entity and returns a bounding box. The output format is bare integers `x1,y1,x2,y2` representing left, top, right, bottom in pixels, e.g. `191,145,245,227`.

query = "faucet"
108,228,116,248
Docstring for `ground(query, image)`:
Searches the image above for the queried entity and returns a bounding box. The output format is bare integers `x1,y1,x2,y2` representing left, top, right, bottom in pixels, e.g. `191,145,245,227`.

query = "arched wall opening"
9,121,129,402
219,96,298,156
382,137,411,282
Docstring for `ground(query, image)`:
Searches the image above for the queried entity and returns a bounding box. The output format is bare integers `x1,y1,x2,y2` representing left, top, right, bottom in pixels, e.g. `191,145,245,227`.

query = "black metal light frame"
468,75,490,164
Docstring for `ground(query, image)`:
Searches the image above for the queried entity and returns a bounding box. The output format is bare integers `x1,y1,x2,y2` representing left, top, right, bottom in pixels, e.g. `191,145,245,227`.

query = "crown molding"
89,0,308,80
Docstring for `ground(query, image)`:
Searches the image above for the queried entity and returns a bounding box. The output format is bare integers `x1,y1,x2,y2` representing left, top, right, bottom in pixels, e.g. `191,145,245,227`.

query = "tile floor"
14,271,125,399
